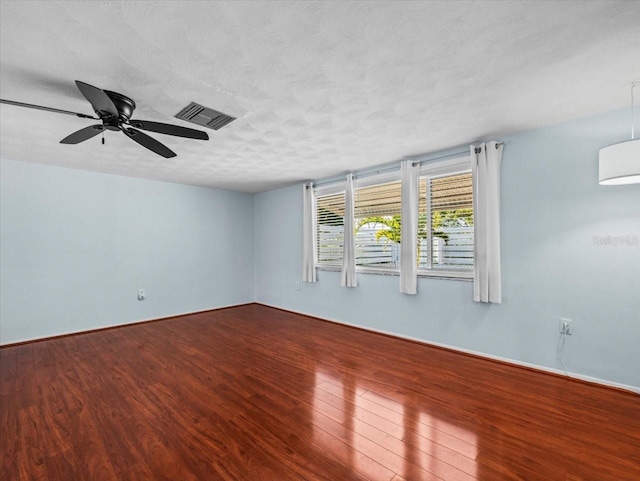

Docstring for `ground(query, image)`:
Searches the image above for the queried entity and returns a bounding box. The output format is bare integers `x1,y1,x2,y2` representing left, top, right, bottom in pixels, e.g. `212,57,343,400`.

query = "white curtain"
341,174,357,287
400,160,420,294
302,183,317,282
471,142,503,303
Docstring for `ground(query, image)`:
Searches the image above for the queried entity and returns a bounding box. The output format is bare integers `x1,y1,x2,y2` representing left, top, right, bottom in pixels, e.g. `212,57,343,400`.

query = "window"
316,191,344,267
315,174,402,271
314,156,474,279
418,170,474,275
354,180,402,269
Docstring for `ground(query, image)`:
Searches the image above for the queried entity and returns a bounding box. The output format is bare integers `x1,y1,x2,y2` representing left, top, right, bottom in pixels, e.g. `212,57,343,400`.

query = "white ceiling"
1,1,639,193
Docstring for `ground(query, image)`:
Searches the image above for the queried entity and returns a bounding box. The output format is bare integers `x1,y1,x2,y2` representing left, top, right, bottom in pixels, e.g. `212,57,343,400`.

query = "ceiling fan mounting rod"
631,81,639,140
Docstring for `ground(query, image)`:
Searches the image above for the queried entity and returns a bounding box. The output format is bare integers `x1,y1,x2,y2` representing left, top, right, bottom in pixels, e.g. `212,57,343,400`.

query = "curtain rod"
309,142,503,189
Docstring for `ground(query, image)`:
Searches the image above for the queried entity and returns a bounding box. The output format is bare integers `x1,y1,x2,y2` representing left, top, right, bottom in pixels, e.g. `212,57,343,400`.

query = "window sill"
316,266,473,281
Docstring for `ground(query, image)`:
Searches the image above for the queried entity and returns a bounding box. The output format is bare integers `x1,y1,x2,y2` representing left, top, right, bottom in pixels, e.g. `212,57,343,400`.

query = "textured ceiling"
1,0,639,193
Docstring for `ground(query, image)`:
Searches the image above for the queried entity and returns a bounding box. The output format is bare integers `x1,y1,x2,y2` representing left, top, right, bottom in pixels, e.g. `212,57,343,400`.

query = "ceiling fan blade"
75,80,119,117
121,127,176,158
60,125,105,144
1,98,98,119
129,119,209,140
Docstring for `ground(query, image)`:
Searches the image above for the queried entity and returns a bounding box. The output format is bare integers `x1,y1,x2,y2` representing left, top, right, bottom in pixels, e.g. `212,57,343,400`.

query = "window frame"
313,155,474,281
353,172,402,272
315,172,404,275
315,183,346,269
417,155,474,280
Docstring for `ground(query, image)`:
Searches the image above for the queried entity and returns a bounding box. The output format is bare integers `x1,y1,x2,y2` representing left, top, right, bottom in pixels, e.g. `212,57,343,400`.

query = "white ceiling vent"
175,102,236,130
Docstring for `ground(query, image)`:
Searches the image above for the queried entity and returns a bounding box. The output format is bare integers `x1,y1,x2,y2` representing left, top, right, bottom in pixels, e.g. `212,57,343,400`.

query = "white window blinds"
418,172,474,272
313,154,477,281
354,180,402,269
316,192,344,267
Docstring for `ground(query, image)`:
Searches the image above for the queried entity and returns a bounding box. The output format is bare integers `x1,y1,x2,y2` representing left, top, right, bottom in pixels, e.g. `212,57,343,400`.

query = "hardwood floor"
1,304,639,481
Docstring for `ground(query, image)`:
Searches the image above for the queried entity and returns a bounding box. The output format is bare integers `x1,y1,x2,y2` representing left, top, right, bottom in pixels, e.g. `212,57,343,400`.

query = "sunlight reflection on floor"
312,370,478,481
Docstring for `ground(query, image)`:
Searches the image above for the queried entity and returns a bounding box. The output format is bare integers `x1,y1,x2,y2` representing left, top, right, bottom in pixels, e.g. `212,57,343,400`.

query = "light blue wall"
0,159,255,344
254,108,640,389
2,108,639,389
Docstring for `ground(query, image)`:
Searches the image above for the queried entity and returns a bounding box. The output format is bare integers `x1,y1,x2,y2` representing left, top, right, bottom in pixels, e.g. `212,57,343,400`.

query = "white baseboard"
0,301,253,346
257,302,640,395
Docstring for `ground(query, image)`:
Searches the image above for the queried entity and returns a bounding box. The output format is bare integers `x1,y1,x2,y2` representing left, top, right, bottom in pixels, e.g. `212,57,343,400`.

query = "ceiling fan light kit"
0,80,211,158
598,82,640,185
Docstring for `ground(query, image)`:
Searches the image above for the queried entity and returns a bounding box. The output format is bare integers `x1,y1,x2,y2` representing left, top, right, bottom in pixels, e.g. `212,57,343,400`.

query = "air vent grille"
175,102,236,131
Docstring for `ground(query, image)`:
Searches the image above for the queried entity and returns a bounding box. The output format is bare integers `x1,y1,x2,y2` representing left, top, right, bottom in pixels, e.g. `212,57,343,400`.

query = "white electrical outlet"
560,318,572,335
295,282,300,291
138,289,146,301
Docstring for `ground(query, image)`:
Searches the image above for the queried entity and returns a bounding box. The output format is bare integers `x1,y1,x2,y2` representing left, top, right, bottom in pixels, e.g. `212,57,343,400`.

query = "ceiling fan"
0,80,209,158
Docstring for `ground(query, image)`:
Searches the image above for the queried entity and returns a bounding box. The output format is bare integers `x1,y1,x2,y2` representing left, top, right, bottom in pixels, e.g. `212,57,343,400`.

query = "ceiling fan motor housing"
104,90,136,121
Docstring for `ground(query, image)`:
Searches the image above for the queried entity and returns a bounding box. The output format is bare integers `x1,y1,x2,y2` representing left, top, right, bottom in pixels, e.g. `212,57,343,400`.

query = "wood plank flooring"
1,303,639,480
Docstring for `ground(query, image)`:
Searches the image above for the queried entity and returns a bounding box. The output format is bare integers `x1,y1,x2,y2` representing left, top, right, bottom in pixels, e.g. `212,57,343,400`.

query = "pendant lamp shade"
598,139,640,185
